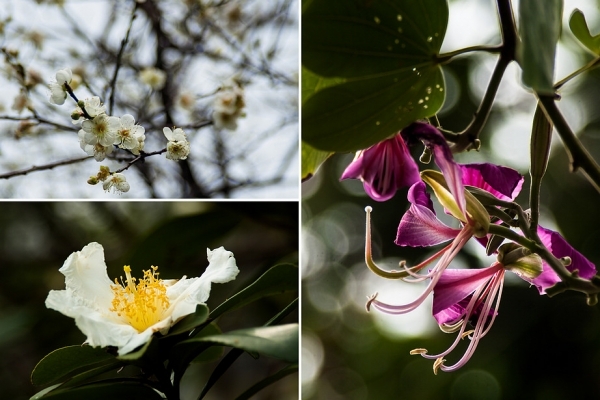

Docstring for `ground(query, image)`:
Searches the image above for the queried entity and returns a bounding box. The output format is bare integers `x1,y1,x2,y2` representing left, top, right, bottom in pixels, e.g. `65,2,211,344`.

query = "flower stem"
537,94,600,193
443,0,517,151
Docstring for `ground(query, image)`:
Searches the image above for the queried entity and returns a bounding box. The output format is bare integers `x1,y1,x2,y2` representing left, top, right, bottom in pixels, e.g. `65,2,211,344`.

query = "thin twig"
0,156,93,180
108,6,137,115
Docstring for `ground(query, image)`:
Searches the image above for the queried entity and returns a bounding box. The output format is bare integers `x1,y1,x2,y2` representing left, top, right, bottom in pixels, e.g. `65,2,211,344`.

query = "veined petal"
395,182,461,247
529,226,597,294
402,122,465,216
432,264,503,316
460,163,524,201
341,134,420,202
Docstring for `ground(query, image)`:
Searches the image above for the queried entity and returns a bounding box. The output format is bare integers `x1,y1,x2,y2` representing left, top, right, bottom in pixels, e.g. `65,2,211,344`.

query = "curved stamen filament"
366,227,472,315
425,270,505,373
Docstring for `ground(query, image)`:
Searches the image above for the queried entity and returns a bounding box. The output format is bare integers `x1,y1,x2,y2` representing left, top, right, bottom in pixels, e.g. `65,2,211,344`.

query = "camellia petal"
45,242,239,355
530,226,597,294
460,163,524,201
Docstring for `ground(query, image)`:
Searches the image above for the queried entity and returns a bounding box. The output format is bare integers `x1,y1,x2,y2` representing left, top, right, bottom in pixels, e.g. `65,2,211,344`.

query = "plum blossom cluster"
343,122,597,374
47,68,193,193
212,80,245,130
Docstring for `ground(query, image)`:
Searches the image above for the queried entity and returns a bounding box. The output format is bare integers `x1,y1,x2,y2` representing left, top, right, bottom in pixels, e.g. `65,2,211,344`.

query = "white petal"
163,127,173,141
57,242,115,310
165,247,238,323
55,68,72,84
120,114,135,128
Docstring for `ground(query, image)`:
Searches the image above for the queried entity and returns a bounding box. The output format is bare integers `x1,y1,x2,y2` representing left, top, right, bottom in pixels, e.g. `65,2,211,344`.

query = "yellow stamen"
110,265,169,332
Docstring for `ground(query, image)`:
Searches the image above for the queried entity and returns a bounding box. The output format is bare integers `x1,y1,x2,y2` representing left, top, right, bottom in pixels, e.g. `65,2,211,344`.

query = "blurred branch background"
0,201,298,399
0,0,298,198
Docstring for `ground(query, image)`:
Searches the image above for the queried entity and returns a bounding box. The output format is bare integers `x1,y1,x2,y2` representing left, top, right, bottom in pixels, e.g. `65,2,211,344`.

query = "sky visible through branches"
0,0,298,198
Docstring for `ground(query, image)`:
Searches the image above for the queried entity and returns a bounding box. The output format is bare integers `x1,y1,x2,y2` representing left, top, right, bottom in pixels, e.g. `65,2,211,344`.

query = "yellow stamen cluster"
110,265,169,332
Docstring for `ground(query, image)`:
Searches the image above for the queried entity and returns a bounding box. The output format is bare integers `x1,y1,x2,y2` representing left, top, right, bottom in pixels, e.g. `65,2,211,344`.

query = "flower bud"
87,176,99,185
498,243,542,279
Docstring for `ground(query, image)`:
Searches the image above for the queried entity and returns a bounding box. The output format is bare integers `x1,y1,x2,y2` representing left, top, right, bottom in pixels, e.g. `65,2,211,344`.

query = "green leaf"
191,323,224,363
518,0,563,94
569,9,600,55
32,381,165,400
31,346,116,386
301,141,331,181
165,303,209,337
235,364,298,400
209,264,298,321
302,0,448,152
179,324,299,364
302,66,345,105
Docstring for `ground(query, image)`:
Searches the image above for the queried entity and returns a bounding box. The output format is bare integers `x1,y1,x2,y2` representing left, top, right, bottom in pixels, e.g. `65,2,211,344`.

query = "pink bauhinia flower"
364,162,596,373
341,122,464,204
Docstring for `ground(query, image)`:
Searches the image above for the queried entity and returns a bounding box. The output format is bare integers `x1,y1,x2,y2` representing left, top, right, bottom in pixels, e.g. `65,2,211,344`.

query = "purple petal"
395,183,461,247
432,265,503,317
528,226,597,294
402,122,465,216
460,163,524,201
341,134,420,202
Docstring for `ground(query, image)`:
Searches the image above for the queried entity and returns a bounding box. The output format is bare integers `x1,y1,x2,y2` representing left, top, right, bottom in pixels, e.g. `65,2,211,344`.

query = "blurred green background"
0,201,298,400
301,2,600,396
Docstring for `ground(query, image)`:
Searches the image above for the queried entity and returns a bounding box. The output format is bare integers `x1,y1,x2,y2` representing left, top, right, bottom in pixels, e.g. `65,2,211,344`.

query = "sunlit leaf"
301,141,331,181
178,324,299,364
31,346,117,386
302,0,448,151
209,264,298,320
518,0,563,93
569,9,600,55
302,66,345,105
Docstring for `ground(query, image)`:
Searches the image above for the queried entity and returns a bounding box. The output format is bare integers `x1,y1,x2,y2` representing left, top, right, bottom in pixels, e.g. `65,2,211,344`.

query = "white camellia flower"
163,127,190,160
102,173,130,193
48,68,73,105
45,242,239,355
116,114,146,154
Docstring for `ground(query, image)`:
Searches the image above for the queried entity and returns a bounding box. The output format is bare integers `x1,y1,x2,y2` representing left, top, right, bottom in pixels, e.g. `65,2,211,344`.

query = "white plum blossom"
116,114,146,155
80,114,120,147
72,96,106,124
139,67,166,90
163,127,190,160
212,82,245,130
103,173,130,193
45,242,239,355
48,68,73,105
